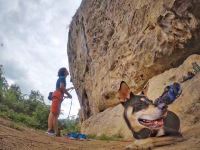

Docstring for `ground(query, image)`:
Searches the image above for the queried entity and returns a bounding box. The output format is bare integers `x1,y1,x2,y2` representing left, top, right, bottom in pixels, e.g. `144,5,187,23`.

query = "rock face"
81,54,200,139
68,0,200,121
81,104,133,139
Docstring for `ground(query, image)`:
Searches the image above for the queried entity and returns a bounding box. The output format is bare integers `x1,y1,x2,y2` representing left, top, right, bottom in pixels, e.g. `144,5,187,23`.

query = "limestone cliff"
67,0,200,122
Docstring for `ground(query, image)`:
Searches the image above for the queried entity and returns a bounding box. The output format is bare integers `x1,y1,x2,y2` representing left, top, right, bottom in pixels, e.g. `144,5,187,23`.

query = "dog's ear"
119,81,130,90
118,81,130,102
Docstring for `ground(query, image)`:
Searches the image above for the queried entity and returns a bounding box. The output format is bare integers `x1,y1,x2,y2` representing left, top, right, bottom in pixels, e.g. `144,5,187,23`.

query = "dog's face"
125,101,167,132
118,81,167,132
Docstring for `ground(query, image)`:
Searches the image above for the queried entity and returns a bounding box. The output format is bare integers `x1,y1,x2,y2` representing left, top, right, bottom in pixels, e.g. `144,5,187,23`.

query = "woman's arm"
65,90,72,99
66,87,74,91
60,83,73,99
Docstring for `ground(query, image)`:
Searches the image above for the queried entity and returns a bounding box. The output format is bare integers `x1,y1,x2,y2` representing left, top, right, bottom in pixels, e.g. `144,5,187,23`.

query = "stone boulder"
81,104,133,139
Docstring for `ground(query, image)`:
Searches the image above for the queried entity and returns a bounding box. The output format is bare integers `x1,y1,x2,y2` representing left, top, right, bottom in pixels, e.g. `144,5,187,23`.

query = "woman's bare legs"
47,112,53,131
52,113,59,135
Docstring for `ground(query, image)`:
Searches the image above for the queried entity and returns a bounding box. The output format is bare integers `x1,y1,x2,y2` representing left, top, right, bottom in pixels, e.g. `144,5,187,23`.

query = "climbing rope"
67,97,73,119
65,89,73,119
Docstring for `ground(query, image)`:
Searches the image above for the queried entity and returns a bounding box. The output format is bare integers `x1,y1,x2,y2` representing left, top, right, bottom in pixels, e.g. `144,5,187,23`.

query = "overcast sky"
0,0,82,119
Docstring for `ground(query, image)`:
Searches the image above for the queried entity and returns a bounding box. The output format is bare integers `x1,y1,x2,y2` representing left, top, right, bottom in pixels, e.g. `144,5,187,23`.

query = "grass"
8,122,24,131
0,113,24,131
0,111,9,119
88,133,124,141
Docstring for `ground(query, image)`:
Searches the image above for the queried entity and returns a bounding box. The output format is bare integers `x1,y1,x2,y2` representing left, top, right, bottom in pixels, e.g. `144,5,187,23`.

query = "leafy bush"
32,104,49,129
0,66,50,130
60,118,80,133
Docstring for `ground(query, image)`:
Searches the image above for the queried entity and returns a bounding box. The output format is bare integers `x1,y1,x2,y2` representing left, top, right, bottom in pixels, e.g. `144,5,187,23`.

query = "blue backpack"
168,84,181,100
48,92,53,101
155,83,182,105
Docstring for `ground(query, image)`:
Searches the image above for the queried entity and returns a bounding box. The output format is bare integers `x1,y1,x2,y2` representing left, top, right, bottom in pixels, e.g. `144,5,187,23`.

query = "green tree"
33,104,49,129
9,84,22,100
0,65,8,102
29,90,44,103
0,65,8,89
27,90,44,114
61,117,80,133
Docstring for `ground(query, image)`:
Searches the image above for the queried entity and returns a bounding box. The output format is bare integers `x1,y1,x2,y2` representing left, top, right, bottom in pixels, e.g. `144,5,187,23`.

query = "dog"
118,81,183,149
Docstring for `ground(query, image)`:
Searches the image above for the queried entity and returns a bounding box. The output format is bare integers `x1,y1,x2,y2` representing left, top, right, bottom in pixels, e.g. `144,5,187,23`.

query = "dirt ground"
0,118,132,150
0,117,200,150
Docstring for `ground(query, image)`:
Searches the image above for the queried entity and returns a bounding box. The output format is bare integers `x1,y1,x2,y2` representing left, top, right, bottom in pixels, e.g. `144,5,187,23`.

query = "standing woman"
47,67,74,136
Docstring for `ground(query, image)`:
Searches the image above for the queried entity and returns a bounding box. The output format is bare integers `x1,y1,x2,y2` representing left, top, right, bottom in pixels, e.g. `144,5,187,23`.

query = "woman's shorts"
51,90,63,115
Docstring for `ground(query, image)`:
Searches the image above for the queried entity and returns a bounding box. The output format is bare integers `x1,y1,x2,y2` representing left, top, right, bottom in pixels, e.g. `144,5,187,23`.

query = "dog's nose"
158,103,168,110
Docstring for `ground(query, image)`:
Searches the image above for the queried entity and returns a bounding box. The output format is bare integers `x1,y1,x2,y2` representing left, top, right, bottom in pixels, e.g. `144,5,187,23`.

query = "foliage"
60,117,80,133
0,66,50,130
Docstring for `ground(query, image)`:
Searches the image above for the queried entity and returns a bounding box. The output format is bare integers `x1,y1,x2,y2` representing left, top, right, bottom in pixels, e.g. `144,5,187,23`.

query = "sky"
0,0,82,119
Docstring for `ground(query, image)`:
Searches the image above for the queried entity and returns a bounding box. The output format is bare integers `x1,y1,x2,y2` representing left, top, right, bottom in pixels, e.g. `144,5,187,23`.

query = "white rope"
65,89,73,119
67,98,73,119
